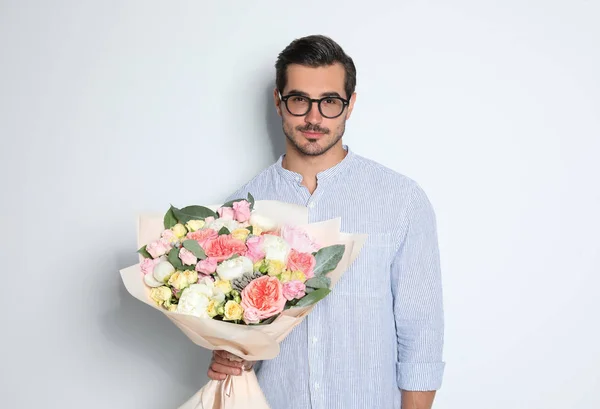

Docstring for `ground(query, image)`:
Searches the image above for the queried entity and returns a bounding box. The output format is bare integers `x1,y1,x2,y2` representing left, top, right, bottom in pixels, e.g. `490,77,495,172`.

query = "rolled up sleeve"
391,183,446,391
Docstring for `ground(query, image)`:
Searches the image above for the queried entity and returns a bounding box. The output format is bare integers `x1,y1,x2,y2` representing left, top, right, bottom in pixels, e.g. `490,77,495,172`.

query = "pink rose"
217,206,235,220
140,257,160,275
232,200,251,223
243,306,261,324
280,225,320,253
146,239,171,258
282,280,306,301
245,235,265,263
179,247,197,266
204,235,247,262
161,229,176,242
204,216,215,225
287,248,316,279
187,228,218,249
195,257,218,275
240,276,286,320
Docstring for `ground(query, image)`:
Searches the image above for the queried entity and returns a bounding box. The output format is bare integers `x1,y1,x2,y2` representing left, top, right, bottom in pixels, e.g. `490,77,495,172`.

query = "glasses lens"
286,96,310,115
320,98,344,118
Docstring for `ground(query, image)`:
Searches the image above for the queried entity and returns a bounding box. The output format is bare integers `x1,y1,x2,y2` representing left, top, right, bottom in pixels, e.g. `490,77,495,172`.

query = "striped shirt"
225,145,445,409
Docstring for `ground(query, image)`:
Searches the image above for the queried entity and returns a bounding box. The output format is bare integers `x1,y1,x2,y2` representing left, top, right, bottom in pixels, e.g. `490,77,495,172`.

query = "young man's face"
275,63,356,157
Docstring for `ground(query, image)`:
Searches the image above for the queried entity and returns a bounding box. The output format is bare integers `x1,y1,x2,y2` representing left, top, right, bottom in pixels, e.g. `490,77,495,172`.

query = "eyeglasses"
279,92,349,119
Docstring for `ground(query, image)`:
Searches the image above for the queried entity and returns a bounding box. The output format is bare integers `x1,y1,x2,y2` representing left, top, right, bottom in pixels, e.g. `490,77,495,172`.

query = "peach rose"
287,248,316,279
187,228,218,249
203,235,247,262
240,276,286,321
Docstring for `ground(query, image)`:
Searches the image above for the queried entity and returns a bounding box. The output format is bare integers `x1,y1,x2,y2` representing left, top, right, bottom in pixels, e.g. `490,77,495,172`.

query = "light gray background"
1,1,599,408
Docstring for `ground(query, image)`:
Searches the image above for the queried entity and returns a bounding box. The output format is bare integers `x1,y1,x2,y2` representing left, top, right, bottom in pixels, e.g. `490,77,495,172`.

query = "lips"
301,131,325,138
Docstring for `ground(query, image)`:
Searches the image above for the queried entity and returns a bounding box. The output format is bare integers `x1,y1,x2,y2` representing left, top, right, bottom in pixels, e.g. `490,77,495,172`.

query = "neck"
282,141,347,194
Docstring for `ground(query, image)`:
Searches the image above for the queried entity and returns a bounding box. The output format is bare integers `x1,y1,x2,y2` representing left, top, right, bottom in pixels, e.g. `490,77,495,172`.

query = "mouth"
301,131,325,139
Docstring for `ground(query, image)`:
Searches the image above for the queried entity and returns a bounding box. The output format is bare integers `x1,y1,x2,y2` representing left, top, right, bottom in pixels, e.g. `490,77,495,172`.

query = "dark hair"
275,35,356,99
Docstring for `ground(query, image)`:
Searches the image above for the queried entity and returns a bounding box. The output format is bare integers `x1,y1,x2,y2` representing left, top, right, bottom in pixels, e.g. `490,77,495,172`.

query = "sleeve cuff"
396,361,446,391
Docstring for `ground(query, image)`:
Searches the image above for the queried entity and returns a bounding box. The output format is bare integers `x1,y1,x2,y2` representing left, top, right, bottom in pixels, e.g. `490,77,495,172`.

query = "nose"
305,101,323,124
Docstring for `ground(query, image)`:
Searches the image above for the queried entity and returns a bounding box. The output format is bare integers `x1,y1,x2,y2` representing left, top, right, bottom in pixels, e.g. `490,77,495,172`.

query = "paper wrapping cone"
119,200,366,409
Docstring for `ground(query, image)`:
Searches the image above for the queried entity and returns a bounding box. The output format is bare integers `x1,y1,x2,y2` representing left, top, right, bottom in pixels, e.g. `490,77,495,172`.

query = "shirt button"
314,383,320,390
312,336,318,344
308,202,316,208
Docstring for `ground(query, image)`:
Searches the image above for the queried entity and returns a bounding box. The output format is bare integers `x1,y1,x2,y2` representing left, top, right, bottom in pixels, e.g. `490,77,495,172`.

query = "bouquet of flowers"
120,194,366,409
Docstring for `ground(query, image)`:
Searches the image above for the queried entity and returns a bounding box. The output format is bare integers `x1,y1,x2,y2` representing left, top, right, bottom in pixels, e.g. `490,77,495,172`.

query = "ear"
345,92,357,120
273,87,283,117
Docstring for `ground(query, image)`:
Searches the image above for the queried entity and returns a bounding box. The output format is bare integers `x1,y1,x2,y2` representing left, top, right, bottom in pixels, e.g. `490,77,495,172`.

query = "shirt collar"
275,144,355,184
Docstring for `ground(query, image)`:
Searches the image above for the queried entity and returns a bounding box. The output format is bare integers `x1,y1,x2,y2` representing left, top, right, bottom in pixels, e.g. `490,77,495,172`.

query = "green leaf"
137,245,152,259
257,313,280,325
293,288,331,308
182,240,206,259
247,225,253,235
172,205,217,224
313,244,346,276
247,192,255,210
305,276,331,290
164,206,178,229
218,227,230,235
167,248,184,270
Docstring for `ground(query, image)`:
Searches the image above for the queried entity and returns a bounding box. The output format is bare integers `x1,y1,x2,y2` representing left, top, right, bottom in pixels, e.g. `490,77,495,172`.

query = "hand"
207,350,254,381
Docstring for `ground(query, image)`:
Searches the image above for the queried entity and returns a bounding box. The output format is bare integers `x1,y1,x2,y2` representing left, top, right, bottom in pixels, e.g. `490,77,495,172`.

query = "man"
207,35,445,409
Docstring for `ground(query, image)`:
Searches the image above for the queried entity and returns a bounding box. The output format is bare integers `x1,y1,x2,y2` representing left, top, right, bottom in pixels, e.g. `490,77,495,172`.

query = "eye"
291,96,308,103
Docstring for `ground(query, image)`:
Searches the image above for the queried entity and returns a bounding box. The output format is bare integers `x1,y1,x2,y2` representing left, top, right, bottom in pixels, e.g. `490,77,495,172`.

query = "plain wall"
1,1,598,408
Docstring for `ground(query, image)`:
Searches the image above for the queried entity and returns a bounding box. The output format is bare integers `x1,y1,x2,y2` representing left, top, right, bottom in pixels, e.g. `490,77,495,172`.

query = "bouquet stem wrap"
119,200,366,409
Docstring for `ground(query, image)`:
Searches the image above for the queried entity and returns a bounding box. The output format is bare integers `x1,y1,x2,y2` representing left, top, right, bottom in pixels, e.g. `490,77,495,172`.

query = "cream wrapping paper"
119,200,366,409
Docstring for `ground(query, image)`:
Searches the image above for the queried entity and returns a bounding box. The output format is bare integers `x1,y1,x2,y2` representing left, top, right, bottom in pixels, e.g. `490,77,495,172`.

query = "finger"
207,368,227,381
215,350,243,362
213,354,244,368
210,362,243,376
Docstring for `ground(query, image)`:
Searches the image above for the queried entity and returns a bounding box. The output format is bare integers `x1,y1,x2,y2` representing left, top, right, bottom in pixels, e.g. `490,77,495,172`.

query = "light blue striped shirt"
226,145,445,409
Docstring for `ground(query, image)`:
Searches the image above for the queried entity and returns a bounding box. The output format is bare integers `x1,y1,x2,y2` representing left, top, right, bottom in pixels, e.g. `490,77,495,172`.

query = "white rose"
207,218,241,232
261,234,290,263
249,213,278,233
144,273,163,287
153,261,175,283
176,285,211,318
216,256,253,281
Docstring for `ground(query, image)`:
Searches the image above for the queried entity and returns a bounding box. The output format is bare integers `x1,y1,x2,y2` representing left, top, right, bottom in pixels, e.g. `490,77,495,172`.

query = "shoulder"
351,153,424,194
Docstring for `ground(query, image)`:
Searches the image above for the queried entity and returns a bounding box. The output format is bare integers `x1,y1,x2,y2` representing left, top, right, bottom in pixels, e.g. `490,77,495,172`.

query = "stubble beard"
282,120,346,157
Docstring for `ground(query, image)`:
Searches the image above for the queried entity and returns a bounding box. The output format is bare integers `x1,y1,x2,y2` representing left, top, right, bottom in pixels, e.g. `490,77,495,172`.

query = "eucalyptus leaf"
182,240,206,259
164,206,178,229
247,226,253,235
305,276,331,289
137,245,152,259
218,227,230,235
172,205,217,223
293,288,331,308
313,244,346,276
167,248,184,270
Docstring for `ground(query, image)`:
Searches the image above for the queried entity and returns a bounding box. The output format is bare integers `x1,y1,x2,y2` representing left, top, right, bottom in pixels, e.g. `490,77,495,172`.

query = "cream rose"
150,286,172,306
185,220,205,232
177,284,211,318
172,223,188,238
224,300,244,321
216,256,253,281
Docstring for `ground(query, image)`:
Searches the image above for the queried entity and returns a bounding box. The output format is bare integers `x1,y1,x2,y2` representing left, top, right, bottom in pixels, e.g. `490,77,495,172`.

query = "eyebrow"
286,89,343,98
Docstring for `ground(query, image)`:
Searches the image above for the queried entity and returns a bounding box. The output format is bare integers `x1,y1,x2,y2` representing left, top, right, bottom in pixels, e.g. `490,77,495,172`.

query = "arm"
392,184,445,408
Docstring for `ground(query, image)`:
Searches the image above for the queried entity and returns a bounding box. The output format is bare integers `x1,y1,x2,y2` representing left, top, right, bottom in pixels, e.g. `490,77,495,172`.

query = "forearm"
401,390,436,409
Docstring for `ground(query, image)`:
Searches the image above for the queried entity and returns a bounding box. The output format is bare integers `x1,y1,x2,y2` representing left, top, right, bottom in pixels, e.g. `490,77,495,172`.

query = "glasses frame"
278,92,350,119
